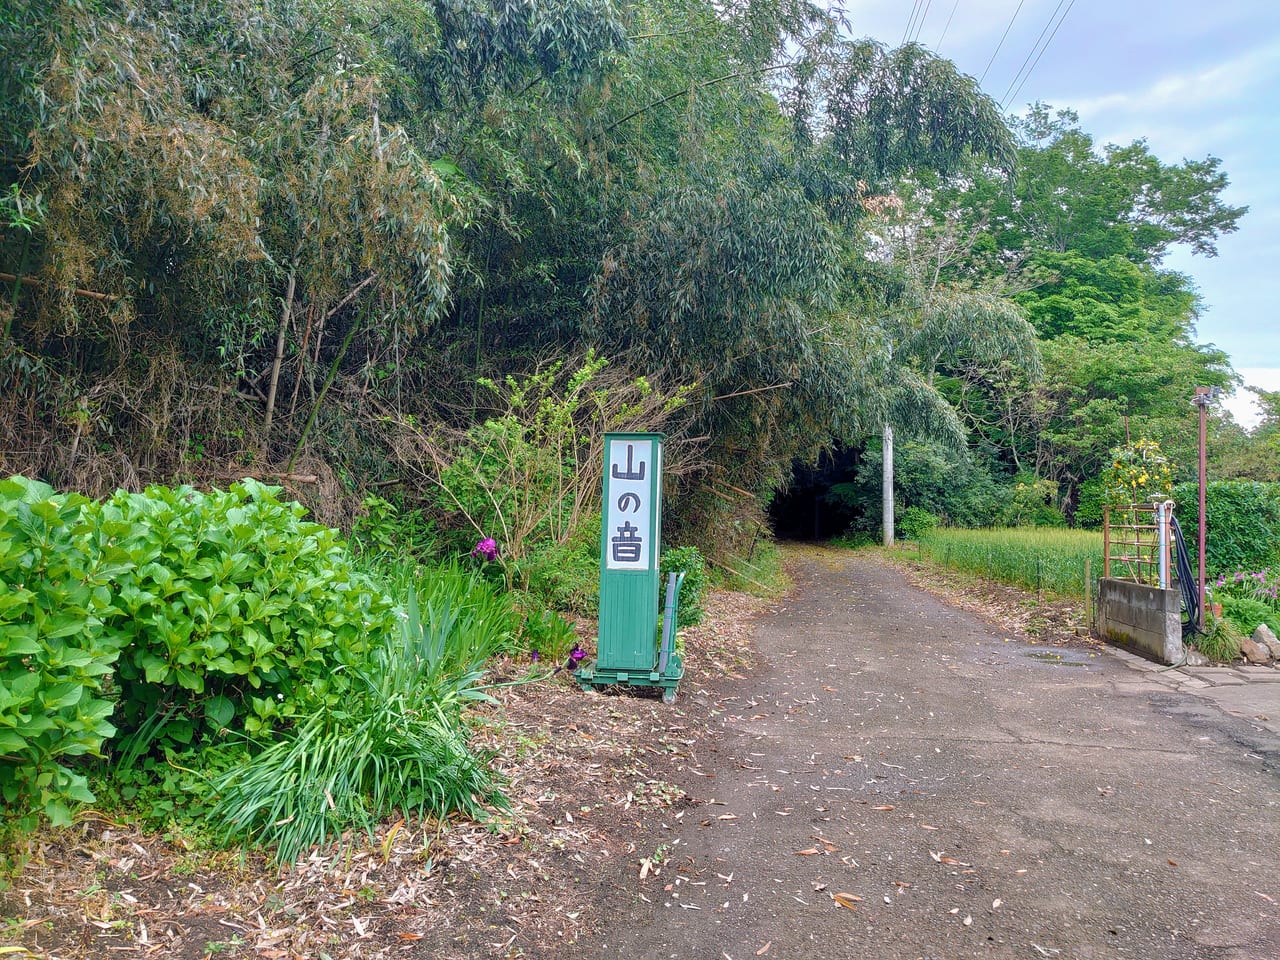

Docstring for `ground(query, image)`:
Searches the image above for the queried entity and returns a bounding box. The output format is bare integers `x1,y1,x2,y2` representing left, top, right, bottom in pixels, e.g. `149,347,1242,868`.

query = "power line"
912,0,935,44
1001,0,1077,108
1000,0,1068,103
901,0,925,47
979,0,1028,85
935,0,962,52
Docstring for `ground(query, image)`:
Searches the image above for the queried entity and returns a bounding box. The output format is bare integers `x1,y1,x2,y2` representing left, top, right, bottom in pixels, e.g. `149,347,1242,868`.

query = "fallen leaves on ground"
1,588,772,960
831,893,863,911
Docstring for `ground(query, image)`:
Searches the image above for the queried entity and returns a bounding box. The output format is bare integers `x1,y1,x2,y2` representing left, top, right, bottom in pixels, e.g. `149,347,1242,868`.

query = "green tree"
916,106,1244,519
1212,388,1280,483
946,105,1245,272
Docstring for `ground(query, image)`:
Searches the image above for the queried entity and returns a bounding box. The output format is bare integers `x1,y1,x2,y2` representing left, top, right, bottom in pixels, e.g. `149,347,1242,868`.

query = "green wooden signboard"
574,432,683,702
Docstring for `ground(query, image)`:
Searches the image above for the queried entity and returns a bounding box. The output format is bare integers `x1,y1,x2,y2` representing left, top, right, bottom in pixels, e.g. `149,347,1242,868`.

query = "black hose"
1170,515,1200,635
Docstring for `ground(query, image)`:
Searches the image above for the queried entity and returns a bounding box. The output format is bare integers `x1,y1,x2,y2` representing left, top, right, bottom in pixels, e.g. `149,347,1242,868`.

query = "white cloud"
1224,367,1280,430
1071,41,1280,118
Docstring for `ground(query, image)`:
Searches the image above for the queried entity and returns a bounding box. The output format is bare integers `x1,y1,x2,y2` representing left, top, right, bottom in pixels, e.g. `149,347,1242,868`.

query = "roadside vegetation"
912,526,1103,600
890,475,1280,661
3,0,1279,940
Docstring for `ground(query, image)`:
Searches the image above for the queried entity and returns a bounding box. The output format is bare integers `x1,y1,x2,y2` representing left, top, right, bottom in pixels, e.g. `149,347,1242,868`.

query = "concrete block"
1096,578,1184,666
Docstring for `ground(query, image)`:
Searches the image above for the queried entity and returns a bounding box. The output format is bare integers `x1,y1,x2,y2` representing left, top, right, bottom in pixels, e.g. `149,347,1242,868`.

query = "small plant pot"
1211,603,1223,618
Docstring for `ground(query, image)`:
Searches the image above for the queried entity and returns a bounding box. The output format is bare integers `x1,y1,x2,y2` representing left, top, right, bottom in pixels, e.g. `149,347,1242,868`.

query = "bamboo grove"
0,0,1264,548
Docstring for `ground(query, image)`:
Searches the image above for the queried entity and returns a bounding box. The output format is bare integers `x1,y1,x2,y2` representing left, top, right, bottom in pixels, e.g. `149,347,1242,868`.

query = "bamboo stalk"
261,270,297,455
0,271,118,302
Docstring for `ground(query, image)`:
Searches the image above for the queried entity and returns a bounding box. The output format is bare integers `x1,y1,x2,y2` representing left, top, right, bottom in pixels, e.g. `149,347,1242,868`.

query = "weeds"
913,527,1103,600
206,565,517,863
1192,615,1244,663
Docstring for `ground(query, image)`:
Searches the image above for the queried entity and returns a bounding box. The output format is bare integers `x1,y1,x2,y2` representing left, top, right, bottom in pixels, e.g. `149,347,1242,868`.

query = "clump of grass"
207,565,517,863
1191,615,1243,664
716,541,791,597
915,527,1104,599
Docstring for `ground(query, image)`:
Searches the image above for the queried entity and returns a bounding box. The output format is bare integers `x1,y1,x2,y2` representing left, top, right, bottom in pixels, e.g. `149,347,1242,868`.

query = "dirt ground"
0,546,1110,960
0,580,778,960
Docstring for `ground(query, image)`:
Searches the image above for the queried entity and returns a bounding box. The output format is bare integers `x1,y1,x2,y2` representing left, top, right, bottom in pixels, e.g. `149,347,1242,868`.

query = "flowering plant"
471,536,499,563
1213,567,1280,606
1101,438,1175,507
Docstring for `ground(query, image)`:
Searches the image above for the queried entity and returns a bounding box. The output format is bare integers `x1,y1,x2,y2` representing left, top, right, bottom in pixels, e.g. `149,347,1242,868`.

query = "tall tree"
916,106,1244,518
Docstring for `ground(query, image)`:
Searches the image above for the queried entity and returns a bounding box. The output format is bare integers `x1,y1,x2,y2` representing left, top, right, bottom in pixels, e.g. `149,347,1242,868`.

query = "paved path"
569,550,1280,960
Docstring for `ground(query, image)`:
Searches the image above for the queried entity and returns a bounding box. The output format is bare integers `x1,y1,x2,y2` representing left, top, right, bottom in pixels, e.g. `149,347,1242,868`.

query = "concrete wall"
1097,578,1184,665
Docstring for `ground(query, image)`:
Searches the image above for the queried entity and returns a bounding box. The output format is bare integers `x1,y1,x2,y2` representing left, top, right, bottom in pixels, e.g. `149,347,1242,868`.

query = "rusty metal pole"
1103,505,1111,578
1193,387,1210,629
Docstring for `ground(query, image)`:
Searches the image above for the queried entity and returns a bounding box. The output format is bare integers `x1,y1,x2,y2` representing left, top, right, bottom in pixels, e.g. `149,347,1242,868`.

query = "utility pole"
1191,387,1218,629
882,421,894,548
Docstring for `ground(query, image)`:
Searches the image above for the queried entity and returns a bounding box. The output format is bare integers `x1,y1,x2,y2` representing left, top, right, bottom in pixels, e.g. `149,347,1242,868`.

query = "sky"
842,0,1280,427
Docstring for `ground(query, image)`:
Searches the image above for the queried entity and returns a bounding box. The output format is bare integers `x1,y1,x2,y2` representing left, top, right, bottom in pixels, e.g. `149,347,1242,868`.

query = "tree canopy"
0,3,1263,548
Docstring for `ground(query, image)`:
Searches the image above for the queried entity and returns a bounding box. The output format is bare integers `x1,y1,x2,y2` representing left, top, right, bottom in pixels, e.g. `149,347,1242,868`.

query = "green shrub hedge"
100,479,397,747
1173,481,1280,576
0,477,123,827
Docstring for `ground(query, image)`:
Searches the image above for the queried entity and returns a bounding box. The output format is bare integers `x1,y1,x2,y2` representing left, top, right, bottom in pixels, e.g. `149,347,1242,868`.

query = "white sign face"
605,438,654,570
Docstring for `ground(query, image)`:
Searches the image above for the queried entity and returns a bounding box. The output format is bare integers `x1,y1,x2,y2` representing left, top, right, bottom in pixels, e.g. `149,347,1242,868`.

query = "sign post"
575,432,684,702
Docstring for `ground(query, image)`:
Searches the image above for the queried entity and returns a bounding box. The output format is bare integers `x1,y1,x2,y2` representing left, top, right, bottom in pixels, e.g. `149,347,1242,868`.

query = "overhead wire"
1000,0,1069,103
978,0,1027,85
912,0,935,43
1001,0,1078,108
935,0,962,52
901,0,925,47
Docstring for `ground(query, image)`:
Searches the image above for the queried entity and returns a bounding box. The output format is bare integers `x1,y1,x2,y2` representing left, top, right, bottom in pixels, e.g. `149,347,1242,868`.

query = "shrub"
0,476,124,827
1217,595,1280,639
660,545,709,628
839,440,1008,531
207,567,514,862
516,522,601,615
1212,565,1280,609
1192,614,1243,663
897,506,938,540
1073,478,1107,529
518,606,578,664
430,352,690,586
100,479,398,750
350,494,439,566
1001,477,1065,528
1172,481,1280,575
1102,438,1175,507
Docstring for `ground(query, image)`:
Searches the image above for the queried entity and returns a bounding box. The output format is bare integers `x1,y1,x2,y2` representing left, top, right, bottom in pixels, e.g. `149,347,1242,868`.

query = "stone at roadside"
1184,648,1210,667
1255,624,1280,660
1240,636,1273,665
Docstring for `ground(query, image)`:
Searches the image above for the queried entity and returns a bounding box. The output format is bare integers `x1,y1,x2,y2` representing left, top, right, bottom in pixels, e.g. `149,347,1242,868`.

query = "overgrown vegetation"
913,526,1104,600
1173,480,1280,575
208,570,516,863
0,476,120,828
2,0,1274,868
0,475,525,861
1192,614,1244,664
661,545,709,629
1212,565,1280,640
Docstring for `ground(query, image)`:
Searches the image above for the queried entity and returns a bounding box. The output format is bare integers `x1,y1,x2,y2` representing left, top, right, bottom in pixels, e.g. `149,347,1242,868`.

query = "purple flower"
568,643,587,667
530,650,541,662
471,537,499,562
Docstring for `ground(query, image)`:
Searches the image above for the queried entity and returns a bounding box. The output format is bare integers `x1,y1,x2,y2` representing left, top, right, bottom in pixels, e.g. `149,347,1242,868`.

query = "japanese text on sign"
605,438,655,569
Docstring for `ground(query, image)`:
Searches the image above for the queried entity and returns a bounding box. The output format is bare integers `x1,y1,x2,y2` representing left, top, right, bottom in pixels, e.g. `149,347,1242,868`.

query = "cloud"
1071,41,1280,118
1223,368,1280,429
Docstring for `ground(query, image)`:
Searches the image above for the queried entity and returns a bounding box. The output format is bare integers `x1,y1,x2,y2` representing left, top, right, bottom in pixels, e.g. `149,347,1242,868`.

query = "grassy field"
913,526,1105,601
